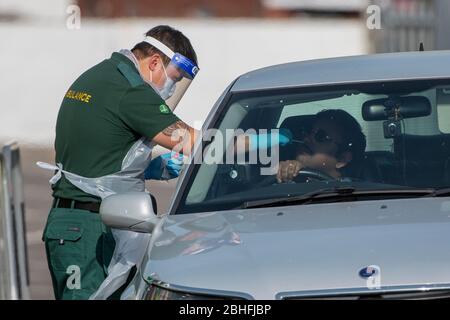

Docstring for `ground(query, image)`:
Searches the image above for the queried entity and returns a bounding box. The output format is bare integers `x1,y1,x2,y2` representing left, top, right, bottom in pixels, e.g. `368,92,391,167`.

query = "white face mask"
159,76,176,100
151,61,176,100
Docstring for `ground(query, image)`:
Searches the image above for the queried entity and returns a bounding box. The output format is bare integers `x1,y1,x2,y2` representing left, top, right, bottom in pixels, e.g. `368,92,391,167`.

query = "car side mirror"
100,192,160,233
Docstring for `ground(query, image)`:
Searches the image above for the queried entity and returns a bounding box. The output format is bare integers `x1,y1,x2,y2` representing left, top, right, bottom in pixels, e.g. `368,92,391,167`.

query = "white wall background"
0,14,369,147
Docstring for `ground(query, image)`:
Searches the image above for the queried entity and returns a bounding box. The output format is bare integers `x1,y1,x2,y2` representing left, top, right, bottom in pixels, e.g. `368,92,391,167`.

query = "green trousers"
42,207,117,300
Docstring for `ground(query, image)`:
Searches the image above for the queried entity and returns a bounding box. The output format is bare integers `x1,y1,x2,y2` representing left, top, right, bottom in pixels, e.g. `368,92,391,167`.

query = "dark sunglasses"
312,128,351,152
313,129,335,144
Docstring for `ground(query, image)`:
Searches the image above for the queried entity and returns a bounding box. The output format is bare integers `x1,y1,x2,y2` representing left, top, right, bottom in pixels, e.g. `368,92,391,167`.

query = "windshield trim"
168,80,238,215
231,75,450,94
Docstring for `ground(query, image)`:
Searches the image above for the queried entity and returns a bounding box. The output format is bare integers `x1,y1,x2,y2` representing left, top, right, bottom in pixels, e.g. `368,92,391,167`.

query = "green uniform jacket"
53,52,180,202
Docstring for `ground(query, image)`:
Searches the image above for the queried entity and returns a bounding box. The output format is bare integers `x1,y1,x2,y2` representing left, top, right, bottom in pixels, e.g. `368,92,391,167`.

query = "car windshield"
175,79,450,214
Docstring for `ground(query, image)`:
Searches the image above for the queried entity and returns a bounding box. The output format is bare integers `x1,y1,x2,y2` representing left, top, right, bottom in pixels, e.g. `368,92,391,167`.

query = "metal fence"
0,142,30,300
371,0,450,53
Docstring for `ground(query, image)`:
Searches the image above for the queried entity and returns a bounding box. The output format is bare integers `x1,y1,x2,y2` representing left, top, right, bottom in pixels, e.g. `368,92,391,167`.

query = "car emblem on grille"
359,266,378,278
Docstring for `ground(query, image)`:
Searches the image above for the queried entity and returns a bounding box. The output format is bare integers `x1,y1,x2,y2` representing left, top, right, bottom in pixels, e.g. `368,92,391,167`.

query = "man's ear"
147,53,161,71
335,151,352,169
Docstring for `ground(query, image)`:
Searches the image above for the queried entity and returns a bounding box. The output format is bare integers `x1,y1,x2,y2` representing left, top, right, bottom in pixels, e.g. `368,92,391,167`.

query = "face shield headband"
143,36,199,110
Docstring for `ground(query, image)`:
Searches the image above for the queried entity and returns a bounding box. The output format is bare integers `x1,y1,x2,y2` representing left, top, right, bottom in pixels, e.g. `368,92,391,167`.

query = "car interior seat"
357,151,401,184
394,133,450,187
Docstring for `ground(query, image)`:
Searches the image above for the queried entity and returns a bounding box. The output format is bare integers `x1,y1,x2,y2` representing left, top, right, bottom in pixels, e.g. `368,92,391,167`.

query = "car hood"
143,197,450,299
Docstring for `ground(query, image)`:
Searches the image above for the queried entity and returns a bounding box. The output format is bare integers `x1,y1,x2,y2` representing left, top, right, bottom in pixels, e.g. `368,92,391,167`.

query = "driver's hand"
277,160,303,183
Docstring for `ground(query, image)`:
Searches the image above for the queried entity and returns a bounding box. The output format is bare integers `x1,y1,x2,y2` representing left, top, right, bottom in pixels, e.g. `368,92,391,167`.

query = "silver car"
102,50,450,300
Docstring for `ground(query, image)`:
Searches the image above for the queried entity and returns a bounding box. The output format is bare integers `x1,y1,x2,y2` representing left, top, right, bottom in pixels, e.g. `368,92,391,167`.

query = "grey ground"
22,148,177,300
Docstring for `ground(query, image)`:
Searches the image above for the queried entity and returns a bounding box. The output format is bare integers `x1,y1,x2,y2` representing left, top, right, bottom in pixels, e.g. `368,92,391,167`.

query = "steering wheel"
256,168,336,187
292,169,336,183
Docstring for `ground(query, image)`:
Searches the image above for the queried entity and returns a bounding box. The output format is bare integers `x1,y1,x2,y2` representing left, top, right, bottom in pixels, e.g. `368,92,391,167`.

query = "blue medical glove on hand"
248,128,292,151
163,152,184,179
144,152,184,180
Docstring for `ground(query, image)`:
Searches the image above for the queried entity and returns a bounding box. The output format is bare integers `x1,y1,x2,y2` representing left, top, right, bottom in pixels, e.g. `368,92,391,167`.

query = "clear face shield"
144,36,199,111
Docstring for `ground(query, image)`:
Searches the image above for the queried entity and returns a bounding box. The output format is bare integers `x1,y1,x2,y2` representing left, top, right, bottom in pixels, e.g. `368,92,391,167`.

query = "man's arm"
234,128,293,154
152,120,199,156
153,123,293,156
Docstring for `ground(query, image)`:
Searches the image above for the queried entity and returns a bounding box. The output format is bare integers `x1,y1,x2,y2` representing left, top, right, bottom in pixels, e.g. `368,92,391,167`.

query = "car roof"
231,50,450,92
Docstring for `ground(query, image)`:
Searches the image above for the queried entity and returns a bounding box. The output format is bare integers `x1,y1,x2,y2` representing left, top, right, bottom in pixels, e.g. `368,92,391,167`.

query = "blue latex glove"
248,128,292,151
144,152,184,180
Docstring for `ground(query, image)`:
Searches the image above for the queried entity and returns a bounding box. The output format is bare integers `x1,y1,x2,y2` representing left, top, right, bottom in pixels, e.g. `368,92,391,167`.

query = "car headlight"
146,285,228,300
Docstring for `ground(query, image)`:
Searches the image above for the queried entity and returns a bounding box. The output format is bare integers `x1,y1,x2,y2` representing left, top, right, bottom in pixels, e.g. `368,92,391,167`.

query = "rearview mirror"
362,96,431,121
100,192,160,233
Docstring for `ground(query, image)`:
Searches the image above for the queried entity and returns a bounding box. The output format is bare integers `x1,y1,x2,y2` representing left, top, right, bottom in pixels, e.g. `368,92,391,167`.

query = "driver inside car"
276,109,366,183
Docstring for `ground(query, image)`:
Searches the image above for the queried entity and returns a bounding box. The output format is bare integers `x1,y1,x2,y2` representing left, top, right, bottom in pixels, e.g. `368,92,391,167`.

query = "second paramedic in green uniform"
42,25,199,299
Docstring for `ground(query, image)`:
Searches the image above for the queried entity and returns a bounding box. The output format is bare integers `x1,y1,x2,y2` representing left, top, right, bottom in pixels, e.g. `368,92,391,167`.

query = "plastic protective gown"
38,136,154,299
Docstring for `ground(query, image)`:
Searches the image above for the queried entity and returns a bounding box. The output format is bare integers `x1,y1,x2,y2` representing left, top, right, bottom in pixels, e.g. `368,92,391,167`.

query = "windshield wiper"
423,187,450,197
242,187,436,209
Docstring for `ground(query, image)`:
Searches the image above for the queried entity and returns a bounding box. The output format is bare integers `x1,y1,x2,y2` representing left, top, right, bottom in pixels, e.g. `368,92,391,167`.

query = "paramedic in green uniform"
42,25,199,299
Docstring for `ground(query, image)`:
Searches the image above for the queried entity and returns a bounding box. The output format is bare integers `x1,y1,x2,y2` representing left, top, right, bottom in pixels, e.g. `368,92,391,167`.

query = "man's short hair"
132,25,198,67
315,109,367,176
